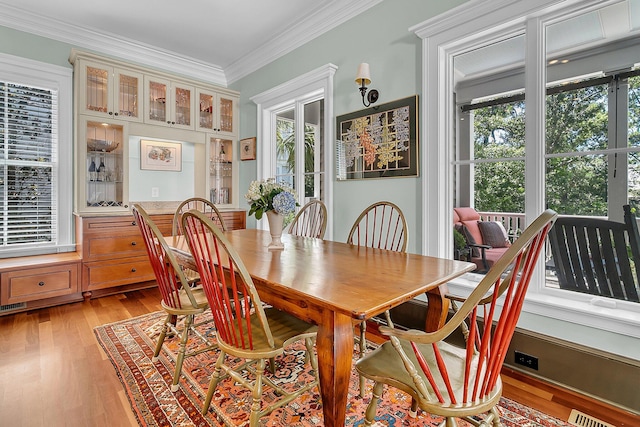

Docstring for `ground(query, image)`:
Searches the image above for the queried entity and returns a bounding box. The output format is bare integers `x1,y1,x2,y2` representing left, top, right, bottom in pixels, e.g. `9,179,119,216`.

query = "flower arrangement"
245,178,298,220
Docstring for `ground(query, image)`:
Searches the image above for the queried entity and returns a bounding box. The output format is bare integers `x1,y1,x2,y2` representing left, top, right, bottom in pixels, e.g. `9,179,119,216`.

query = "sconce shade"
355,62,372,86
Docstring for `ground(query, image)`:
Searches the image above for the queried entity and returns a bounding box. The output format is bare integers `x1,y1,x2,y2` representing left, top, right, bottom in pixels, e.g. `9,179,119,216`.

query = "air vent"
568,409,616,427
0,302,27,313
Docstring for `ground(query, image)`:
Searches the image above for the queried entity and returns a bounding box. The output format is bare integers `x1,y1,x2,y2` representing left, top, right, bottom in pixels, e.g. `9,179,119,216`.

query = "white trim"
226,0,382,83
252,64,337,239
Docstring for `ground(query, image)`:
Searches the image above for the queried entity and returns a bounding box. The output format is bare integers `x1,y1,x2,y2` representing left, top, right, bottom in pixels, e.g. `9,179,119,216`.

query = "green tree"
276,118,318,197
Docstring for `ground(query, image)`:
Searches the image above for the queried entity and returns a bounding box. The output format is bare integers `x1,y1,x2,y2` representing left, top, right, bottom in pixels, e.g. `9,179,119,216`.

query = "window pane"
546,155,607,216
303,100,323,200
276,110,294,188
546,83,608,155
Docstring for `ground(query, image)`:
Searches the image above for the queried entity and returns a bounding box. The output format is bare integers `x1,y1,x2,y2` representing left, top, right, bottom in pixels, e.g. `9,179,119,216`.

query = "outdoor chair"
288,199,328,239
172,197,227,284
181,209,319,426
454,207,511,273
132,204,217,392
356,209,557,426
347,201,408,396
548,204,640,302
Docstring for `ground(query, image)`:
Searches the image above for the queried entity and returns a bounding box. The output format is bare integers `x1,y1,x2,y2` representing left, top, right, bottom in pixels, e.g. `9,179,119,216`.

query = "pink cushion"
453,210,460,225
471,246,509,271
454,207,483,244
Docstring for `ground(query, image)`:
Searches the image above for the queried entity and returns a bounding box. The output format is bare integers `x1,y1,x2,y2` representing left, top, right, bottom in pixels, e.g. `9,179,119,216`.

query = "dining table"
168,228,475,427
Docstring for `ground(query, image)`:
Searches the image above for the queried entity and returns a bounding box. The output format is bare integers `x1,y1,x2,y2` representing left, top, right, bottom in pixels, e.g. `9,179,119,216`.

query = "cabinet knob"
131,241,136,246
108,111,113,115
131,221,136,226
131,268,137,272
114,112,119,116
38,281,45,287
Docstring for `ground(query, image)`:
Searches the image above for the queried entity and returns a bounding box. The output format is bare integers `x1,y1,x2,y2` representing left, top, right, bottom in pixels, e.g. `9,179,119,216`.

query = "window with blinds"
0,81,57,248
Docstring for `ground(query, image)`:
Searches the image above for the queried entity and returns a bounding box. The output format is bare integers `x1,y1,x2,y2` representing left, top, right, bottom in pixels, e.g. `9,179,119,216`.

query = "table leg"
315,310,354,427
425,284,450,332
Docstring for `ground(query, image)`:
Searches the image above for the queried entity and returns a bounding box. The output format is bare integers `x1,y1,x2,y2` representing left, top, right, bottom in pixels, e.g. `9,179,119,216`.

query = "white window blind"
0,81,57,248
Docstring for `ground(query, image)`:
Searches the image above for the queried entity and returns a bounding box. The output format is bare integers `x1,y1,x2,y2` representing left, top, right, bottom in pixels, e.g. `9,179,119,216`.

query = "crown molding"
225,0,383,84
0,3,228,86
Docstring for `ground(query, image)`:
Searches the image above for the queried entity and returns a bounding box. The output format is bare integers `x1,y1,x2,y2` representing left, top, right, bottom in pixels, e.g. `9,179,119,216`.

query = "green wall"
229,0,466,250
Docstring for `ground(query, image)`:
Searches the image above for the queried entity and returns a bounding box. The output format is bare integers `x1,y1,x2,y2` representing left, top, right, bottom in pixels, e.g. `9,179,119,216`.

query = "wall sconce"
355,63,379,107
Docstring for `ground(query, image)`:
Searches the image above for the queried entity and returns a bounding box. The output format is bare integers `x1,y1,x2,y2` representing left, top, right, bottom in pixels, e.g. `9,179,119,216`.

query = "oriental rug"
94,311,572,427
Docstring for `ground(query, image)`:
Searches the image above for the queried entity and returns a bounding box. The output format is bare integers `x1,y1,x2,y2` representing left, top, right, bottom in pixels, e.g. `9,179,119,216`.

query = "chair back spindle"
288,200,327,239
347,201,407,252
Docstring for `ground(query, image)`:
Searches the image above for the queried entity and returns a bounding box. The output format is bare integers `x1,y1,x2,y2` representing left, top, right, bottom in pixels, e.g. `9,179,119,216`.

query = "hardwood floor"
0,288,635,427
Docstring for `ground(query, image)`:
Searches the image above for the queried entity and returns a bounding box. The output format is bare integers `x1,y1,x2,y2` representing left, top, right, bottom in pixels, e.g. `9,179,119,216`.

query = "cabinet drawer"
84,256,154,291
85,234,148,260
1,263,79,304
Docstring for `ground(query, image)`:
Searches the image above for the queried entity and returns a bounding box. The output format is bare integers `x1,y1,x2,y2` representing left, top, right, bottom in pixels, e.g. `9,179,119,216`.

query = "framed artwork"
336,95,418,180
240,137,256,161
140,139,182,171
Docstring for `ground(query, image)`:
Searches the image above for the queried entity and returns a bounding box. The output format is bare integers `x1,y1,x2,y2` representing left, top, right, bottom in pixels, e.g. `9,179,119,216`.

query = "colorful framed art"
336,95,418,180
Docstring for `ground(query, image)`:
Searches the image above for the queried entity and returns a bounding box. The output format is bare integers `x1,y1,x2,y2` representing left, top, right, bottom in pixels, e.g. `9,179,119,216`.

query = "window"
0,53,73,257
252,64,336,239
414,0,640,339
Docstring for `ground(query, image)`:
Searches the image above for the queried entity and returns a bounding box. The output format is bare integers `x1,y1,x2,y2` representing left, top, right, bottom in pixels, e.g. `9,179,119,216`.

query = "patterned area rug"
94,311,573,427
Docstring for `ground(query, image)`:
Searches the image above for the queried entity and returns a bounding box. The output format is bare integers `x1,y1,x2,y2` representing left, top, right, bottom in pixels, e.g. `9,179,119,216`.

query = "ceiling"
0,0,382,85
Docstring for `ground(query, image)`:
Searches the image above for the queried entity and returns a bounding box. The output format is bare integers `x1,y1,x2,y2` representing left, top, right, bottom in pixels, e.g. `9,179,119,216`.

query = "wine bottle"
89,158,96,181
97,157,106,182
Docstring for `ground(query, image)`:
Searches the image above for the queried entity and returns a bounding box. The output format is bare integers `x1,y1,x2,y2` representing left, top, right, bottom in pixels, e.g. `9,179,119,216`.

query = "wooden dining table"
169,229,475,427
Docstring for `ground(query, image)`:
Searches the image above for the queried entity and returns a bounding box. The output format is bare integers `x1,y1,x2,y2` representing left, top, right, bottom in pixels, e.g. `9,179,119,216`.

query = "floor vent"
0,302,26,313
568,409,616,427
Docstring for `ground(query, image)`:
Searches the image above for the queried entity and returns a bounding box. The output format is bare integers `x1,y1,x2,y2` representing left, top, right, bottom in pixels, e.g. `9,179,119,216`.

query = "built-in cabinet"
69,50,240,214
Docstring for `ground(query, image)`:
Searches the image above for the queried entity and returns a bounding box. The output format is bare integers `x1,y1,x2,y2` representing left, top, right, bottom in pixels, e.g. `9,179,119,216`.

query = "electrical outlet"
151,187,159,198
514,350,539,370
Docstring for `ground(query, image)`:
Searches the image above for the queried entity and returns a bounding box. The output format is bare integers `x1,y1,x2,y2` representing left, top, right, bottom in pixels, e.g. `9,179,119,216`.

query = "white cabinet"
76,117,129,214
207,135,238,207
196,89,239,136
144,76,195,130
76,58,143,122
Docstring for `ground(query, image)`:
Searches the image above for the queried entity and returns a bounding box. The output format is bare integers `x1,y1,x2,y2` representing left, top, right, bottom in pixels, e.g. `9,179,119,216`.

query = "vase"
266,210,285,250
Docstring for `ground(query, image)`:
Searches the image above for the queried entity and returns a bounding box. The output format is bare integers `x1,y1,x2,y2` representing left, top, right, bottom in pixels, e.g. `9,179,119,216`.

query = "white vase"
266,210,285,250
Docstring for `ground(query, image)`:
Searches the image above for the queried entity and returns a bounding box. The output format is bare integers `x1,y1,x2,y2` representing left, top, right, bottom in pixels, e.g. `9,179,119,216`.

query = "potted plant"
453,228,470,261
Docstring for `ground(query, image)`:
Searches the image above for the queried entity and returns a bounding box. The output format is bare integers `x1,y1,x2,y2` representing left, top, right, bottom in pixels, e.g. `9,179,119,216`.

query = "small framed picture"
140,139,182,171
240,137,256,161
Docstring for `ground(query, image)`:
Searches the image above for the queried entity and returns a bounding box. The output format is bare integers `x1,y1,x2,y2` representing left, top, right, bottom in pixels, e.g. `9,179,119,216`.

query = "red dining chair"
132,204,216,392
181,209,319,426
288,199,328,239
355,209,557,426
347,201,408,396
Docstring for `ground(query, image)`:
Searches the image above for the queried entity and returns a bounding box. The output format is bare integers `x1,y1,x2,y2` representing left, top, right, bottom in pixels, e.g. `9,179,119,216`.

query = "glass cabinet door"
146,77,168,125
197,89,215,132
209,136,235,206
84,64,110,115
114,69,142,121
218,95,235,134
80,120,127,211
173,83,194,128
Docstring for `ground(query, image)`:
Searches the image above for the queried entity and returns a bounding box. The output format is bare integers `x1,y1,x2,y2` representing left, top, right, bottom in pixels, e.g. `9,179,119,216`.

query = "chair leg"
359,321,367,397
249,359,266,427
202,351,226,415
152,314,172,361
364,381,383,426
171,314,194,392
409,397,418,418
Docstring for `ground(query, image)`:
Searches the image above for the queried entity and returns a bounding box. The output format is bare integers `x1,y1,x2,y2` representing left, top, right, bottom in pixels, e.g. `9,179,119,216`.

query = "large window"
416,0,640,340
0,53,73,257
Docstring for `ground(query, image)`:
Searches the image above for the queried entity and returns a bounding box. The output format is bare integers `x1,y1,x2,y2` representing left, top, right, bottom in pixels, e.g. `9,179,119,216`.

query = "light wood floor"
0,288,635,427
